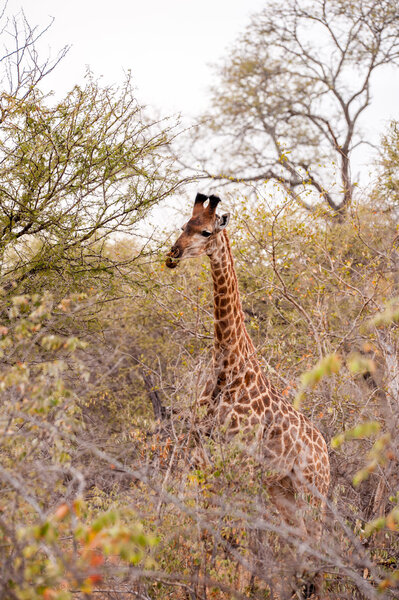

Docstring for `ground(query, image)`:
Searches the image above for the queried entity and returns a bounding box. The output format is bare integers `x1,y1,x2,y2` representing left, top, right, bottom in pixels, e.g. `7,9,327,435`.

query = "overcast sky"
3,0,399,215
6,0,267,115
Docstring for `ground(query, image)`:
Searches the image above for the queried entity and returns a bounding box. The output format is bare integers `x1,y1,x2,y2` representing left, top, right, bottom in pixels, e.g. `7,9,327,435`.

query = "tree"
0,9,181,293
0,76,180,289
188,0,399,215
0,5,68,99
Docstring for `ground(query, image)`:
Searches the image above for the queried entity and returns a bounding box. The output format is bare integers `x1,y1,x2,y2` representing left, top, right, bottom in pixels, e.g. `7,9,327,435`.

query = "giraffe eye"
201,230,212,237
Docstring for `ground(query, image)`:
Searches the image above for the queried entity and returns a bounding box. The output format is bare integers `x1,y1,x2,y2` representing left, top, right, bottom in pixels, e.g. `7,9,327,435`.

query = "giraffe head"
165,193,230,268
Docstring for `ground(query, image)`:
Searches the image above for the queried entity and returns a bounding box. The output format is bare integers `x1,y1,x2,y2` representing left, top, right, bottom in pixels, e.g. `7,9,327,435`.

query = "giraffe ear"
216,213,230,232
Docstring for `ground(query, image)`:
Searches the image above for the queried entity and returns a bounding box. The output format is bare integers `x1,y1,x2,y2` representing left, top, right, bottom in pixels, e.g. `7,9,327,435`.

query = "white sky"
6,0,266,115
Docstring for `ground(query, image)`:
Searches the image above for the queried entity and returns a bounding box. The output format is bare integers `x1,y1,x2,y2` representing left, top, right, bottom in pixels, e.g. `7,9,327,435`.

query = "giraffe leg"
288,471,328,598
267,476,329,599
267,476,307,537
290,467,328,542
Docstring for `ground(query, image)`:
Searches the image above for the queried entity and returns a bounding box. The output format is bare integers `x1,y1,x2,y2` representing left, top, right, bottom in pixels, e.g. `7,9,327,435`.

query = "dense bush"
3,189,399,598
1,3,399,599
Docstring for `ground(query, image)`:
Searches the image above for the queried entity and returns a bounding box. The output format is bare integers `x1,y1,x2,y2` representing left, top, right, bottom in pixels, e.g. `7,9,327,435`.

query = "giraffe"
165,193,330,531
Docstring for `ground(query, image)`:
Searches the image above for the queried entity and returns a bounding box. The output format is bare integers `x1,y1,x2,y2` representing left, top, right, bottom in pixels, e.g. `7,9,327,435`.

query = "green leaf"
331,421,381,449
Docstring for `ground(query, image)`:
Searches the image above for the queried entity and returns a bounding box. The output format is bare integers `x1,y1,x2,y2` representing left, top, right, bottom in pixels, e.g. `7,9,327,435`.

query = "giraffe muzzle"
165,246,181,269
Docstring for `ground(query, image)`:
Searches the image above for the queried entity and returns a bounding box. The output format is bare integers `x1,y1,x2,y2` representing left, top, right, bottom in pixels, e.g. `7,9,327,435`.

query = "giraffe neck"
209,230,256,363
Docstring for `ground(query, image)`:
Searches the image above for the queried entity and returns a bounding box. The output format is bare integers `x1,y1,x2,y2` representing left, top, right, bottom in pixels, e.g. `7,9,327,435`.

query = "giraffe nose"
170,245,181,258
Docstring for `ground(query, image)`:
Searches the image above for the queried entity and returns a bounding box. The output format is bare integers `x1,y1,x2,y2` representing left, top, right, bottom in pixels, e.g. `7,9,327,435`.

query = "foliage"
0,291,158,599
377,120,399,207
0,74,180,292
0,7,181,296
1,4,399,599
2,192,399,598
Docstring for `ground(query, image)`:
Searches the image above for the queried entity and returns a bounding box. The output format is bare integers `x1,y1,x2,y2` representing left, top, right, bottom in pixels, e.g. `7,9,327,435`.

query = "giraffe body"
166,194,330,523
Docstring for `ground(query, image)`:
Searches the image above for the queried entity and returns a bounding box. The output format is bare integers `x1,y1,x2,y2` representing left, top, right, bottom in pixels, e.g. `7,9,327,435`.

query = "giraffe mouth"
165,256,179,269
165,247,181,269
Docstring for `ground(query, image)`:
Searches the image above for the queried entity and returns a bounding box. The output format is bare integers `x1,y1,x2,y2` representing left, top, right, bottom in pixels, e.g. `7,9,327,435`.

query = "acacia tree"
0,77,180,287
189,0,399,214
0,9,181,293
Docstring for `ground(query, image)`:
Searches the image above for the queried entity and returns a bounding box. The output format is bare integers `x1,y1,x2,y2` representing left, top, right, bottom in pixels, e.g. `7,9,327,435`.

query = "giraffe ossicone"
166,193,330,529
